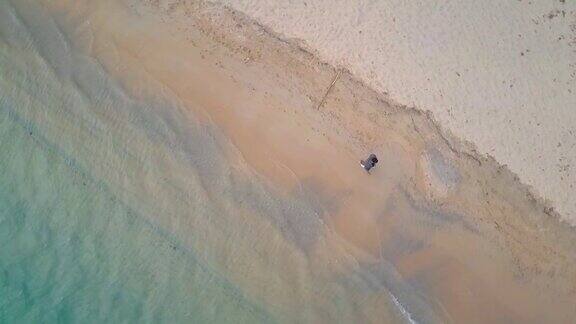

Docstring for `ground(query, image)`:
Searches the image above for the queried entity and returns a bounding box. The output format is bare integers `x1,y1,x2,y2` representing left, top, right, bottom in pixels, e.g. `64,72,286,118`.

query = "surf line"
389,292,418,324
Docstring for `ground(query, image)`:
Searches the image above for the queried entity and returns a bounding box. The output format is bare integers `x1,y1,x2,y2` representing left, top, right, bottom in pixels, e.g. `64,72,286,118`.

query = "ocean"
0,1,414,322
0,2,279,322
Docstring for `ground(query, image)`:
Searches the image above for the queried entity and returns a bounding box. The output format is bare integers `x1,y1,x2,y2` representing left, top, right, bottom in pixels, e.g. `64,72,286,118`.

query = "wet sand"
19,0,576,322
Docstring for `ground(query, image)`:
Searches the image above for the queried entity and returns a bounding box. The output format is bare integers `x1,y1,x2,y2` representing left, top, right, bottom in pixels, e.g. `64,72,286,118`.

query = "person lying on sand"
360,153,378,173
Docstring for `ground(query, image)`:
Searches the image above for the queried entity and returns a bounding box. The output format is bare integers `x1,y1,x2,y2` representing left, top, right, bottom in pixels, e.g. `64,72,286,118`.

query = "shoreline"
218,0,576,224
202,0,571,227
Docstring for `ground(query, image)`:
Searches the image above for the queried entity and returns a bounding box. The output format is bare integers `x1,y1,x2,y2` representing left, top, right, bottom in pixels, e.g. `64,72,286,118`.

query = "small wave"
389,291,418,324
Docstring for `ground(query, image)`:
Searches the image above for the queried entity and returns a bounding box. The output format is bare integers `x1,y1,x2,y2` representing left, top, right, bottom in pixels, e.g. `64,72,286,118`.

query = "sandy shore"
27,0,576,322
219,0,576,224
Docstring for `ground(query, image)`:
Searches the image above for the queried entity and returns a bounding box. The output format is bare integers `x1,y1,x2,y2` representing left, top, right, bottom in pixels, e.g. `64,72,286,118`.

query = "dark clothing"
361,153,378,172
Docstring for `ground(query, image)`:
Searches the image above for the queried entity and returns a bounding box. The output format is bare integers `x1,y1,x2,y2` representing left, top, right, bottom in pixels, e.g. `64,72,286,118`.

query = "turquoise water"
0,108,273,323
0,1,282,321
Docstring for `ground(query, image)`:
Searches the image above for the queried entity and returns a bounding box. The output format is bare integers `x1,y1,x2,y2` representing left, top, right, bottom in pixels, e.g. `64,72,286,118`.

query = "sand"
218,0,576,225
3,0,576,322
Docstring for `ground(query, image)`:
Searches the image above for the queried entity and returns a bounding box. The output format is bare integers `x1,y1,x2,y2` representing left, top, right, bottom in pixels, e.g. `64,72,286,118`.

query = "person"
360,153,378,173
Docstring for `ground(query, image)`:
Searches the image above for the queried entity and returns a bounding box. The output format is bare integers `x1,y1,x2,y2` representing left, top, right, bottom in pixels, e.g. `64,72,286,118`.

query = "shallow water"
0,4,279,322
0,1,416,322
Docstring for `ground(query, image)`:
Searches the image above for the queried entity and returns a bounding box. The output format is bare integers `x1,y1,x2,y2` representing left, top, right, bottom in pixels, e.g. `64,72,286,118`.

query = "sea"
0,0,436,323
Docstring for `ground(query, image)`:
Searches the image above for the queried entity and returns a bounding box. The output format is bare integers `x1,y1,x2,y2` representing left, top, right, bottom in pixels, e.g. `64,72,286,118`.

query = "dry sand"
35,0,576,322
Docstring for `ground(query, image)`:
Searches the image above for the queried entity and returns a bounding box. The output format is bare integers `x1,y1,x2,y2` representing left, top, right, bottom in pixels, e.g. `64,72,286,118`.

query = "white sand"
218,0,576,223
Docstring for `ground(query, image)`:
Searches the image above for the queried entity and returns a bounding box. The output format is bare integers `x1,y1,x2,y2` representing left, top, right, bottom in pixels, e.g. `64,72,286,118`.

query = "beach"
220,0,576,224
1,0,575,322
